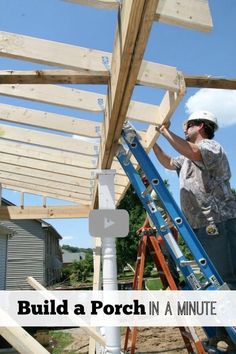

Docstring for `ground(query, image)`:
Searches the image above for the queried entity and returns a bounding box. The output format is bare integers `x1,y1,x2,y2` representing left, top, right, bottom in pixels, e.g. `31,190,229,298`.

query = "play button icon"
89,210,129,238
104,218,115,229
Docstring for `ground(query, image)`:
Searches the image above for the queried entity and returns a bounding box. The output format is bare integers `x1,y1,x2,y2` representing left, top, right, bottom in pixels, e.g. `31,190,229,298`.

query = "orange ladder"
123,228,206,354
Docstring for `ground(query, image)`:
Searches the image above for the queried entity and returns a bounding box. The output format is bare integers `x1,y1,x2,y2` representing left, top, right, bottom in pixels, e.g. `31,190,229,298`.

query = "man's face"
184,120,200,142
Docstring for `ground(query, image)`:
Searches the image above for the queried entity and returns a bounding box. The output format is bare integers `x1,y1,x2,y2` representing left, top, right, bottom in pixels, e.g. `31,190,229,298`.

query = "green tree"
62,253,93,285
116,184,146,272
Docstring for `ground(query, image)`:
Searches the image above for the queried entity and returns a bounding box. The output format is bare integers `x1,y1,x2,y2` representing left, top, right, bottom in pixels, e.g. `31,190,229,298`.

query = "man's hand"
155,121,171,134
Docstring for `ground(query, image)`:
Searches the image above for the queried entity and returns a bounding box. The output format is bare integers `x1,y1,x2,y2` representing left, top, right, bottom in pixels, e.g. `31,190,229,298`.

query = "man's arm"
158,126,202,161
153,143,176,170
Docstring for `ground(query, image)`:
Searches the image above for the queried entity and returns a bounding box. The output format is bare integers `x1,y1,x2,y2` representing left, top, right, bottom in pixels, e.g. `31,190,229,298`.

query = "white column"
97,170,120,354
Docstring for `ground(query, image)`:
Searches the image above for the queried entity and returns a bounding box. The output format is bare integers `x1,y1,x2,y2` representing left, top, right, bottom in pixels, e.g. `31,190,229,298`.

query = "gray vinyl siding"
0,235,8,290
44,228,62,286
4,220,45,290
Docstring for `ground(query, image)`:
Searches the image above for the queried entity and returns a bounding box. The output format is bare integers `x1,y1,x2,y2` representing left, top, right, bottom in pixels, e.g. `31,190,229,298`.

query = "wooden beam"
0,177,92,200
0,124,99,156
0,160,127,187
2,183,90,204
0,161,95,187
0,151,95,179
0,63,182,91
184,75,236,89
101,0,158,169
0,84,105,112
0,204,91,219
27,276,106,347
0,170,91,195
0,69,109,84
144,78,186,150
0,103,101,137
0,84,164,124
156,0,212,32
0,318,50,354
0,31,110,73
0,140,98,169
63,0,213,32
93,0,158,209
0,32,183,91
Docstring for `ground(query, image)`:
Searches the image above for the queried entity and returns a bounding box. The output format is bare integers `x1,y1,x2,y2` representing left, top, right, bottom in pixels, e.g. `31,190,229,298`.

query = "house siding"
0,235,8,290
4,220,45,290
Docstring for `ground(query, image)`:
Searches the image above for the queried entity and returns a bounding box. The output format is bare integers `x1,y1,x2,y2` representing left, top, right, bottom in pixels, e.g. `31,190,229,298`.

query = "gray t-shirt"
171,139,236,229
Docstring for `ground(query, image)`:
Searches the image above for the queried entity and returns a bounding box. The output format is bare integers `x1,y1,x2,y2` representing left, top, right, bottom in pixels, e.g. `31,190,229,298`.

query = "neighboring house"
0,198,62,290
62,249,86,267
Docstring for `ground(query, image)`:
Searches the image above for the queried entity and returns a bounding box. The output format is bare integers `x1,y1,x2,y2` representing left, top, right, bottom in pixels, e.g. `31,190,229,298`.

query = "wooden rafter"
1,179,92,203
0,32,183,91
0,84,170,124
0,124,98,155
0,170,92,195
64,0,213,32
0,69,109,84
184,75,236,89
0,140,98,169
0,205,90,220
92,0,159,208
0,62,182,91
0,1,218,208
0,84,105,112
0,103,101,137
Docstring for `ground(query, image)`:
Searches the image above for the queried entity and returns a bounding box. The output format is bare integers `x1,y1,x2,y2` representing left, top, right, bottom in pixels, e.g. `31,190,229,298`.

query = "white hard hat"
185,110,218,131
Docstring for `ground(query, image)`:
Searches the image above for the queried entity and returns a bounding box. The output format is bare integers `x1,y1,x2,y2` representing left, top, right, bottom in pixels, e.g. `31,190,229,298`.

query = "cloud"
185,89,236,128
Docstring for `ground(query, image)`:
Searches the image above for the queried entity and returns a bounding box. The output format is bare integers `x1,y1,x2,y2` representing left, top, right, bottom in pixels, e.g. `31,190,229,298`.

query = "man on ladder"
153,111,236,351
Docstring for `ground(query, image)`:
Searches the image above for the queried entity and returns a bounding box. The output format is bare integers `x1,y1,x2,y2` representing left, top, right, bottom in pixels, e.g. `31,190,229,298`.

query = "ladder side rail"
120,131,223,288
117,146,204,290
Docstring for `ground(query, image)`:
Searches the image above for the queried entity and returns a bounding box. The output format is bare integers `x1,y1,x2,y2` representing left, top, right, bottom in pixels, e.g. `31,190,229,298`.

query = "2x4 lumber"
0,63,182,91
0,160,128,187
26,277,106,347
0,83,165,124
0,32,182,91
0,31,109,73
100,0,159,169
0,178,91,202
0,150,128,182
184,75,236,89
0,205,91,220
0,161,95,188
0,69,109,84
0,140,97,169
0,124,98,156
0,150,95,179
155,0,212,32
0,168,125,195
0,84,105,112
0,318,50,354
144,82,186,149
94,0,158,210
0,103,101,137
64,0,212,32
2,183,90,204
0,170,92,195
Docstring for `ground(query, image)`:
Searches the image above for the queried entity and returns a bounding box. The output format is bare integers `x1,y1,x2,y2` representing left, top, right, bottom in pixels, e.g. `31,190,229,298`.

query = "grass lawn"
49,331,76,354
145,277,163,290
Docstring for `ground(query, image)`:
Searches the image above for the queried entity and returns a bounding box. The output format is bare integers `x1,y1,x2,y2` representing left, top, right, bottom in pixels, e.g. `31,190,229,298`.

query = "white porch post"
97,169,120,354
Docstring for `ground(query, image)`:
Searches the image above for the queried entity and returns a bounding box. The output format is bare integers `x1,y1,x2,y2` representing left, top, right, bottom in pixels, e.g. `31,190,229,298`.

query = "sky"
0,0,236,249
